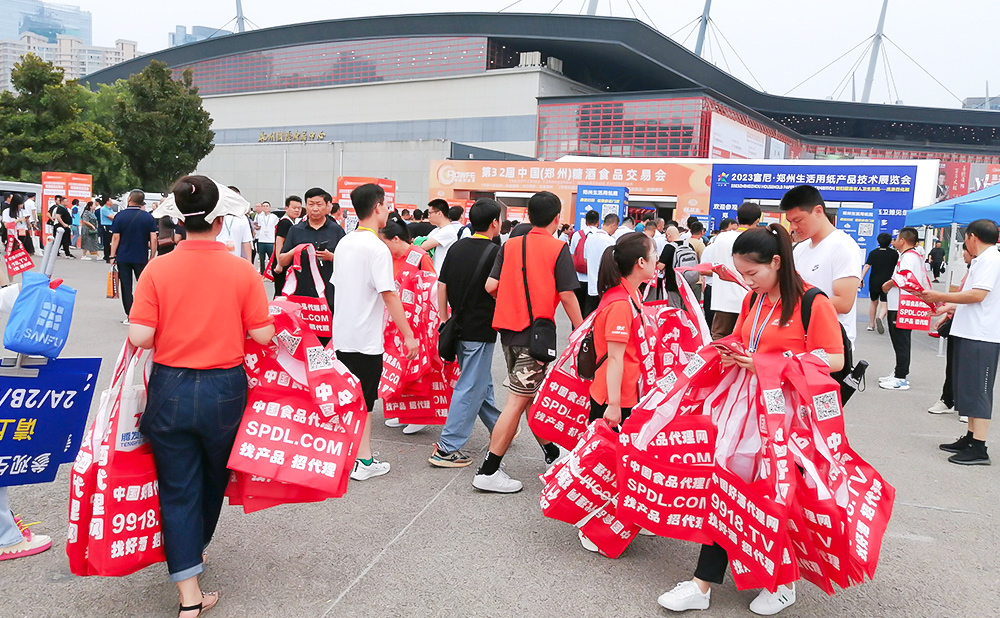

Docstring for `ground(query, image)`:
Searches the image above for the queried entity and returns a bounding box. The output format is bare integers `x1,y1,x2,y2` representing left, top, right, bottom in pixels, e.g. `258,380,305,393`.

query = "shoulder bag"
523,234,558,362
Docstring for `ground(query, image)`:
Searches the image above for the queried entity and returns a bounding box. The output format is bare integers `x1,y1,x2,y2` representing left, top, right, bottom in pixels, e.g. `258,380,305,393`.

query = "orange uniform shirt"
392,247,435,278
130,240,273,370
589,279,645,408
733,285,844,356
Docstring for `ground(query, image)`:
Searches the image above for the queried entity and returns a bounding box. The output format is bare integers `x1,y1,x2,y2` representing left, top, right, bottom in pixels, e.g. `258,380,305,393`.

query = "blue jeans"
0,487,24,548
437,341,501,453
139,364,247,582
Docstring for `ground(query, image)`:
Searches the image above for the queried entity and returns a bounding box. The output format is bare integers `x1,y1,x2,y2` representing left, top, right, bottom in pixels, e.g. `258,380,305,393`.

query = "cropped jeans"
139,363,247,582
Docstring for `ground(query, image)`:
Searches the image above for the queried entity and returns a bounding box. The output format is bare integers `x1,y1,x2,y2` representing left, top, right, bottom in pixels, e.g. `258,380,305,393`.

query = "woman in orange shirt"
588,231,658,427
129,176,275,618
658,224,844,616
380,215,435,277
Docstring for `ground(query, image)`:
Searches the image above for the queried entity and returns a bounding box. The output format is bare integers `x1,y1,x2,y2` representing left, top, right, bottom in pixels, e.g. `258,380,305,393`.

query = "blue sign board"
708,164,919,238
575,185,629,229
0,357,101,487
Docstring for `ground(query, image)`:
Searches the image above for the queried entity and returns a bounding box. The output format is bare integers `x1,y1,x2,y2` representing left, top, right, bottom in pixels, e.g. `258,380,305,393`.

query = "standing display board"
40,172,92,245
335,177,396,231
574,185,628,229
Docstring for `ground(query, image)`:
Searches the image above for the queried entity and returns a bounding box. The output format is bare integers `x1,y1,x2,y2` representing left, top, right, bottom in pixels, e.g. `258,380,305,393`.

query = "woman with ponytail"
380,212,435,277
128,175,275,618
658,223,844,616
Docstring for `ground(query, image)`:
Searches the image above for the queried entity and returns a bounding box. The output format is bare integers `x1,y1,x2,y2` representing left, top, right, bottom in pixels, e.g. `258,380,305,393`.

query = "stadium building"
83,12,1000,208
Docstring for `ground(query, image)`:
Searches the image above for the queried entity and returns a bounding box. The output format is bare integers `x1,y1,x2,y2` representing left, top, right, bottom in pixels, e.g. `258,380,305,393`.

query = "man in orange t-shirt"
473,191,583,494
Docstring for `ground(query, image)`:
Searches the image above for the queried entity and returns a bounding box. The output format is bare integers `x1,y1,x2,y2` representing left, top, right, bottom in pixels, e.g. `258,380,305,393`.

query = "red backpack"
572,229,588,274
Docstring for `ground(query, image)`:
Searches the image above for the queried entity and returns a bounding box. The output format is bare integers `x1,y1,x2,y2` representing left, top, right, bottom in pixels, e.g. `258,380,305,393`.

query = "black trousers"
21,231,34,255
585,294,600,318
588,398,632,424
694,543,729,584
59,226,72,255
703,284,714,329
931,261,943,279
941,335,955,408
887,310,911,379
575,285,589,319
117,261,146,316
100,225,113,261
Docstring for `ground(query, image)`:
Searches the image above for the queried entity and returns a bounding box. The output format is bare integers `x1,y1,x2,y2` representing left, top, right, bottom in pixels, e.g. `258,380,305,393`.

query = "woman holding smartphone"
577,231,657,552
658,224,844,616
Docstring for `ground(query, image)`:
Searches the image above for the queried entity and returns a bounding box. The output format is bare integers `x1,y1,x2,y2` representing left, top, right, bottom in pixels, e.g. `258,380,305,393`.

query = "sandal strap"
179,602,203,612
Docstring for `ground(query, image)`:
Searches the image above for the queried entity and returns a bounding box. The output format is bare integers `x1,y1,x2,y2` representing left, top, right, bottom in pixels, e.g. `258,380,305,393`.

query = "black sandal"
178,591,218,617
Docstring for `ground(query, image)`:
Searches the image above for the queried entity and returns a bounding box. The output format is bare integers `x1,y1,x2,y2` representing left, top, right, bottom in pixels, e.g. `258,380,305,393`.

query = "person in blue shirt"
70,199,82,247
98,196,117,262
110,191,158,323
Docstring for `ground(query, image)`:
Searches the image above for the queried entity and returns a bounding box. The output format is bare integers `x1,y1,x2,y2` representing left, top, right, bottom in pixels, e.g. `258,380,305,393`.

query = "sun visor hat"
153,179,250,222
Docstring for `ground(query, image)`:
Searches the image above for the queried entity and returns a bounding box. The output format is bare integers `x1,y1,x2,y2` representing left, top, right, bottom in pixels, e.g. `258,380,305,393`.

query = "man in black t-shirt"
928,240,945,282
277,188,345,316
430,199,503,468
51,195,74,257
861,232,899,333
407,208,434,239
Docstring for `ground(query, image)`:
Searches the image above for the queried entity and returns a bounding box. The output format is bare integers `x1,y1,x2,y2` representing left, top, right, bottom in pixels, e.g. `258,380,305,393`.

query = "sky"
75,0,999,109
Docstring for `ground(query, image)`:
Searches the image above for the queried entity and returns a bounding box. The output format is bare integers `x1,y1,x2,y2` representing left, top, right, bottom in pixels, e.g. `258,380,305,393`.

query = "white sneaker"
749,584,796,616
878,374,896,383
121,318,130,325
350,457,390,481
879,378,909,391
657,580,710,612
959,415,969,422
472,469,523,493
928,400,955,414
578,529,599,552
402,424,426,435
638,527,657,537
384,418,403,428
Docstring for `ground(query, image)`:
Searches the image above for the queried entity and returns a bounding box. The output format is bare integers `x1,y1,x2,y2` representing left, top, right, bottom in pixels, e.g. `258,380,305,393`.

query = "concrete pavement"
0,256,997,618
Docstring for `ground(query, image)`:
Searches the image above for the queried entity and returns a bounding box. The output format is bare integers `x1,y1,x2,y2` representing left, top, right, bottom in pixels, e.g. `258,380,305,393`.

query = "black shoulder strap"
800,287,824,332
521,234,534,323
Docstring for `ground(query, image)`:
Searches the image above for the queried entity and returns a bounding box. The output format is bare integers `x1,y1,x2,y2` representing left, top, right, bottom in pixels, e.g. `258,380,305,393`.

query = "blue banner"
0,357,101,487
708,164,919,238
575,185,629,229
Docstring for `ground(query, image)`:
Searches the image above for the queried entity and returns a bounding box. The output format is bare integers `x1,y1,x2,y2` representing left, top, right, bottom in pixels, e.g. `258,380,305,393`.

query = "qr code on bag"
276,330,301,355
763,388,785,416
813,391,841,421
683,353,705,377
858,222,874,237
305,346,334,372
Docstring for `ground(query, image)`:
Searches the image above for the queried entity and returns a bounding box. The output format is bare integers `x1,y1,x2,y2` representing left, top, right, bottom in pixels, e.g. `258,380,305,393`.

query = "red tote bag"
279,244,333,339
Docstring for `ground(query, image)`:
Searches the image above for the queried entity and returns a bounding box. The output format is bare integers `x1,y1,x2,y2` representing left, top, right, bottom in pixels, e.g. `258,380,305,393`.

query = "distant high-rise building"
962,97,1000,111
0,0,92,44
169,25,225,48
0,33,138,92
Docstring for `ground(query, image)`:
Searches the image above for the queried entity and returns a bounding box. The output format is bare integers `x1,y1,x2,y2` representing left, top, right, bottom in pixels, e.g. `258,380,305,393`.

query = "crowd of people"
1,177,998,618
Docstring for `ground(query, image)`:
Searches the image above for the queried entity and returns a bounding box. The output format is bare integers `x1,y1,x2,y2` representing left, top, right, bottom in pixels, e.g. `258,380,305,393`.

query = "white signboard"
709,112,766,160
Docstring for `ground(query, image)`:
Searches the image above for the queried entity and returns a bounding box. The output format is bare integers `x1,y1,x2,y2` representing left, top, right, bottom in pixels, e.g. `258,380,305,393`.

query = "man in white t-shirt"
571,210,600,312
420,199,459,272
253,202,279,274
612,216,635,239
875,227,923,390
781,185,862,344
584,213,618,315
216,213,253,261
333,183,418,481
703,202,761,339
920,219,1000,465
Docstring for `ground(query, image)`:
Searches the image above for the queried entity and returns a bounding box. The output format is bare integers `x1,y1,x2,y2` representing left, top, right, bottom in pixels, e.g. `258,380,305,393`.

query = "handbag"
521,234,558,362
5,235,33,277
67,342,165,577
438,242,497,362
107,265,119,299
280,244,333,338
4,272,76,358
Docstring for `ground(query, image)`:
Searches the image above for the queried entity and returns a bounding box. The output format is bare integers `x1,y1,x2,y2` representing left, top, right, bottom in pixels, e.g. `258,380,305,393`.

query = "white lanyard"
748,294,779,353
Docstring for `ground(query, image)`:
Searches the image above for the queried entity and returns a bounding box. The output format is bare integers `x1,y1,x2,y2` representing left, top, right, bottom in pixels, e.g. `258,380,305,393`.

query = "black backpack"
749,288,864,404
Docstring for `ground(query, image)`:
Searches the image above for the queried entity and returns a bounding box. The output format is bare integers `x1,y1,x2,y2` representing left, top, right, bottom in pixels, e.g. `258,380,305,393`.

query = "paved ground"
0,257,997,618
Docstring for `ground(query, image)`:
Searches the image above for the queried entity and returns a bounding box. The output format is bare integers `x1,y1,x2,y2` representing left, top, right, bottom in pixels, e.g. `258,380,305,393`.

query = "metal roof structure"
81,12,1000,151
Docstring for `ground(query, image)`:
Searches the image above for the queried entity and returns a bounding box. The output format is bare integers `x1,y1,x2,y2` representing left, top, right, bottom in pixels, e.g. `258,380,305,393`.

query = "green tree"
0,54,119,185
111,61,214,192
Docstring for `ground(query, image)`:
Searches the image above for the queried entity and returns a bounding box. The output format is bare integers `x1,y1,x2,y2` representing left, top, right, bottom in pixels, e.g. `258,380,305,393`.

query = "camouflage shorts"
502,345,549,396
